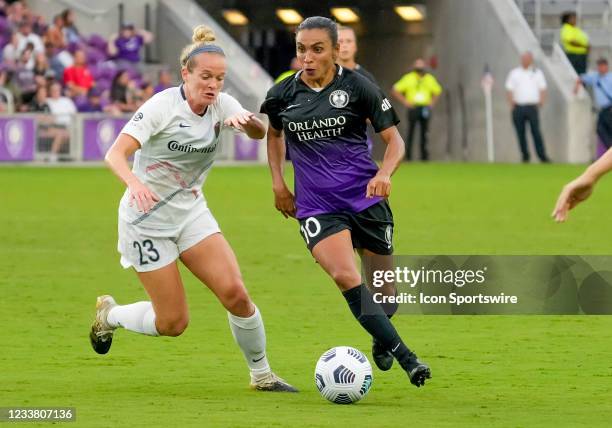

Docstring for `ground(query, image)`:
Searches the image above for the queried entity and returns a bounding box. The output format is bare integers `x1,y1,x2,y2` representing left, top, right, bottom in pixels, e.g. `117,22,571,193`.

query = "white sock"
107,301,159,336
227,305,271,382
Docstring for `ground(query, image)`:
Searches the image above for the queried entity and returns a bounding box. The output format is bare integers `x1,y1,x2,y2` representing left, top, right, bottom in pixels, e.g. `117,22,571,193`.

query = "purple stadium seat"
124,65,141,80
86,48,106,66
99,62,117,80
87,34,108,52
95,79,111,92
67,41,85,54
73,94,89,111
89,64,102,80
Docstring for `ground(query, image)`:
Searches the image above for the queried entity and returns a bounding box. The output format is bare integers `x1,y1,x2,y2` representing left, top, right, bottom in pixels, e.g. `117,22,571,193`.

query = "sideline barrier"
0,114,263,163
0,117,36,162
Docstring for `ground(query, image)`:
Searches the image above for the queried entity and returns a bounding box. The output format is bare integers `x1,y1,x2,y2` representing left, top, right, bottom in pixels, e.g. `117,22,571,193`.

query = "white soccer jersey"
118,86,247,229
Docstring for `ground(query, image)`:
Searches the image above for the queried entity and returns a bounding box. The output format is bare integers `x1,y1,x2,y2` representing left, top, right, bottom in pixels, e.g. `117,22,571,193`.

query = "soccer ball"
314,346,373,404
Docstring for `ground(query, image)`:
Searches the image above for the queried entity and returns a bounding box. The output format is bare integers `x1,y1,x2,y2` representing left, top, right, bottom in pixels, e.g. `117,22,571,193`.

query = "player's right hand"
273,186,296,219
552,175,595,222
127,179,160,213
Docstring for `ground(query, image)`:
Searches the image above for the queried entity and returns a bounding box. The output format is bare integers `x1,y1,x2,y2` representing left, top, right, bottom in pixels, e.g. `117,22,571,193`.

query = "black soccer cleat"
407,358,431,388
89,295,117,355
251,373,299,392
372,338,394,371
89,329,113,354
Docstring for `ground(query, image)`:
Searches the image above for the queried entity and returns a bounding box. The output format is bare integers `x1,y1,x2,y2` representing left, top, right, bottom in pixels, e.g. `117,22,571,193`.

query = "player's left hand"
224,112,256,132
366,173,391,198
552,175,595,222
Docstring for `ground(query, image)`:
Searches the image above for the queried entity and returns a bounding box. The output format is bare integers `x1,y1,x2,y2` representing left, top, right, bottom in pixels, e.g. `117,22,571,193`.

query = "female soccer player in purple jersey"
89,25,296,392
261,16,431,388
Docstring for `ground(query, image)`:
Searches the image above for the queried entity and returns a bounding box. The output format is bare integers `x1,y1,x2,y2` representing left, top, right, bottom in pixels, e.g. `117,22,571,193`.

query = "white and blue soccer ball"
314,346,373,404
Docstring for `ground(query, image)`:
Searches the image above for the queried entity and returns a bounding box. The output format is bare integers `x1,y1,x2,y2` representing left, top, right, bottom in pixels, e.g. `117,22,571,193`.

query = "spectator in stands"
45,81,76,160
108,69,136,114
46,80,77,124
28,84,50,112
391,58,442,161
61,8,80,44
108,23,153,68
12,45,37,109
154,69,173,93
16,20,43,55
33,51,51,86
44,41,69,79
29,79,68,162
44,14,66,51
18,40,34,69
575,58,612,150
337,26,376,83
79,87,104,113
2,31,20,68
63,49,93,97
31,13,47,37
275,57,301,83
6,1,26,29
505,51,551,163
561,11,589,75
0,66,10,113
134,81,153,108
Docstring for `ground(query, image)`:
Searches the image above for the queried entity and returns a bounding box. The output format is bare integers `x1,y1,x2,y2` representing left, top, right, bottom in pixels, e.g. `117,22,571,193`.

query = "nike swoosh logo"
285,104,301,110
179,123,191,128
252,355,266,363
391,343,400,352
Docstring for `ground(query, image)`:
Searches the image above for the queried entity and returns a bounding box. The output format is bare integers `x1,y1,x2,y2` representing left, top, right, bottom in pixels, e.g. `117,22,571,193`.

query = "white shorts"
117,208,220,272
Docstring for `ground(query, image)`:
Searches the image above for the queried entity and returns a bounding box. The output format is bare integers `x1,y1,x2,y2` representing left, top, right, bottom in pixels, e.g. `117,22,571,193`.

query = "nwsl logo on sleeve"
132,112,144,122
329,90,349,108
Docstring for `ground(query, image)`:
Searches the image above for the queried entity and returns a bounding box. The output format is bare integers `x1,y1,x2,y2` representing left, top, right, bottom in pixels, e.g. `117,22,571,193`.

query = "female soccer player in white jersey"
260,17,431,388
89,25,297,392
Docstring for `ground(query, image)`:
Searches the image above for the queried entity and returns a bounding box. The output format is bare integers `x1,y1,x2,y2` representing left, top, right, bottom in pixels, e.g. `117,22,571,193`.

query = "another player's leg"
89,261,189,354
312,230,431,388
180,233,297,392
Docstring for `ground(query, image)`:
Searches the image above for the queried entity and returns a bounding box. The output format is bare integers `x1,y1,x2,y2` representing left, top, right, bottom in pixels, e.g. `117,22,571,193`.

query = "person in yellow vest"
275,57,301,83
561,11,590,75
391,59,442,161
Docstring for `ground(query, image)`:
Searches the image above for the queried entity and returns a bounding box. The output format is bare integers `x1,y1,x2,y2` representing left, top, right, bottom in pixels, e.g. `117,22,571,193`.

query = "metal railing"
516,0,612,48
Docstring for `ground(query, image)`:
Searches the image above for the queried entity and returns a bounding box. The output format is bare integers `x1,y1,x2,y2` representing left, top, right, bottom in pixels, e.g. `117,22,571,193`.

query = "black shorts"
298,200,394,255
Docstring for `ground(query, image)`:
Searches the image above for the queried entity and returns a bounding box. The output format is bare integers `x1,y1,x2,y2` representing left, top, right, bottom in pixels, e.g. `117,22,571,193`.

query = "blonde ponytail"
180,25,223,71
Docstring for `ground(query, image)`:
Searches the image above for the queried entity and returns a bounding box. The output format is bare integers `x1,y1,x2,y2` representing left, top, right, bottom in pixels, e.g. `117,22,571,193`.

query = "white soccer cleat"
89,295,117,355
251,372,299,392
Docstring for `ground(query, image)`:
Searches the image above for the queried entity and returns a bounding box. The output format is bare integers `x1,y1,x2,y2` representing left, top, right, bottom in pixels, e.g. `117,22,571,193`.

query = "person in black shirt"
261,16,431,388
337,25,376,84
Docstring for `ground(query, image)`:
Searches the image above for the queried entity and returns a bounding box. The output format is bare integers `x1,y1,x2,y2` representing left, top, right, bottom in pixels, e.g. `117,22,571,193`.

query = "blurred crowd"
0,0,173,116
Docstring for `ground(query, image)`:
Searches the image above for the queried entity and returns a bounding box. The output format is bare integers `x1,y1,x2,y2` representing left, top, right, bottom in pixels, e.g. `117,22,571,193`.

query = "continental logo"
167,140,217,154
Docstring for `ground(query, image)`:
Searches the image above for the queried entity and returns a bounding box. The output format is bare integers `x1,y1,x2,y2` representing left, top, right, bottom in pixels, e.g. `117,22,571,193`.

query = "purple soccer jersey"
114,34,144,63
260,66,399,219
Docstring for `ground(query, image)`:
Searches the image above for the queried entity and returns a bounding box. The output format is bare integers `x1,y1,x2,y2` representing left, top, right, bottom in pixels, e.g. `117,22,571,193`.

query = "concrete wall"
28,0,156,39
428,0,593,163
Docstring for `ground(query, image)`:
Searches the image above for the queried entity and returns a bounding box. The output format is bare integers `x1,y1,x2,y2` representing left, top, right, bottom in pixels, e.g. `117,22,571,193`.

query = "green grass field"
1,163,611,427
